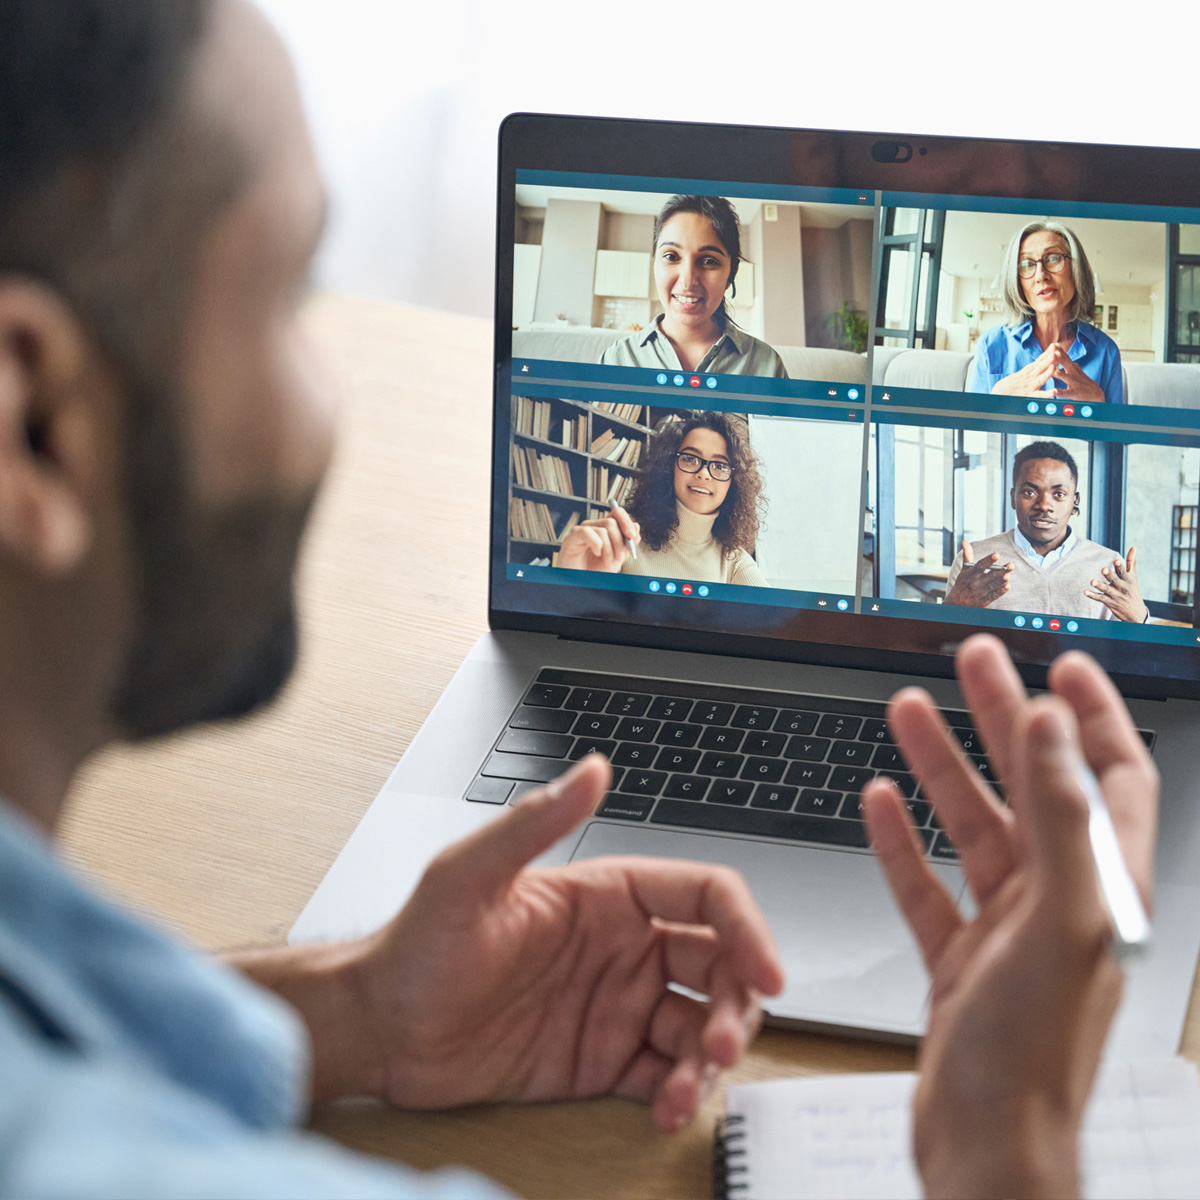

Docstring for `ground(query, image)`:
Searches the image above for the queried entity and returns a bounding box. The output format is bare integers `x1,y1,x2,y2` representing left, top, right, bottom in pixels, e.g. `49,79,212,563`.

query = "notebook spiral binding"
713,1112,749,1199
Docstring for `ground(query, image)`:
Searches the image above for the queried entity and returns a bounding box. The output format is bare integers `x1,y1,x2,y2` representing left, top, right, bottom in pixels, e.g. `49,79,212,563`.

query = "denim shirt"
966,320,1124,404
0,800,504,1199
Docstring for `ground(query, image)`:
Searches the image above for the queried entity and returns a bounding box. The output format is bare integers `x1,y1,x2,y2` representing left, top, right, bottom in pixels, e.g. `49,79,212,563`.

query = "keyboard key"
664,774,710,800
564,687,610,711
828,741,872,767
775,709,818,735
599,794,654,821
904,799,933,826
741,731,786,756
830,765,875,791
509,706,576,733
572,713,618,738
623,770,667,796
615,717,660,742
794,788,842,815
698,752,745,778
877,770,918,797
952,727,983,754
707,780,754,806
497,729,573,758
841,793,865,818
871,745,906,772
482,752,567,783
607,692,651,717
751,784,798,811
698,727,744,752
465,777,514,804
525,683,569,707
656,721,702,748
612,743,657,768
859,719,892,744
656,747,700,773
648,696,693,721
784,762,831,788
569,737,616,760
732,705,778,730
970,755,998,784
930,832,959,860
784,736,830,762
817,714,862,740
652,798,869,848
741,757,786,783
692,701,735,725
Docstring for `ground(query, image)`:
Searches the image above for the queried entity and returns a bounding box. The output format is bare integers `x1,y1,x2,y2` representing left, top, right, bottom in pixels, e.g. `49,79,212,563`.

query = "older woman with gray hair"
967,220,1123,404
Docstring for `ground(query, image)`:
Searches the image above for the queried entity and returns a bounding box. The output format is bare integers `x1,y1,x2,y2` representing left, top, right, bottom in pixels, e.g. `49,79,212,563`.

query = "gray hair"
1000,220,1096,327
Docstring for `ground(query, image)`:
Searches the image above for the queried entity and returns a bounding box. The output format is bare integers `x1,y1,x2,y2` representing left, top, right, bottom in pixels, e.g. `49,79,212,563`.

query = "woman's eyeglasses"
1017,252,1071,279
675,451,734,482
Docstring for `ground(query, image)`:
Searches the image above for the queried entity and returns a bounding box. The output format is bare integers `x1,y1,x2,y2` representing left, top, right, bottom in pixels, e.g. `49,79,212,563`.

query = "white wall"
255,0,1200,320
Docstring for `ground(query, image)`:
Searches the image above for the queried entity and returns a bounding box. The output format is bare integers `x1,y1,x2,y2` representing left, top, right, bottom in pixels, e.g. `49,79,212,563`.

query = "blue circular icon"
672,375,684,386
665,582,677,594
656,373,667,385
1026,401,1040,414
648,580,660,592
1013,615,1026,627
1066,620,1079,633
698,585,709,596
1031,617,1044,629
1080,405,1093,418
1044,402,1058,415
836,598,849,611
705,377,717,389
847,388,860,401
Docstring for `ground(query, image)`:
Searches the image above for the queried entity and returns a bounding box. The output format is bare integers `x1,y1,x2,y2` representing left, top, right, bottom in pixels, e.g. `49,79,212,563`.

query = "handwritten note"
722,1058,1200,1200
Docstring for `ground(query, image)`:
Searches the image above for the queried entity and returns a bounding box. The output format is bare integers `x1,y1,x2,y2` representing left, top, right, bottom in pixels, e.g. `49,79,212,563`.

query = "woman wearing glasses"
556,411,767,585
967,220,1123,404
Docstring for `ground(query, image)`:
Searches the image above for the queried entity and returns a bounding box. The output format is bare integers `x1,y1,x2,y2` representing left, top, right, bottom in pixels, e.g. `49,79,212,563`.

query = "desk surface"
60,293,1200,1199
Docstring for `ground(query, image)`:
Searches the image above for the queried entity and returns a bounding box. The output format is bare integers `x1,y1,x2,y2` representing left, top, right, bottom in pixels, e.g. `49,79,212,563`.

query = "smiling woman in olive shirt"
600,195,789,378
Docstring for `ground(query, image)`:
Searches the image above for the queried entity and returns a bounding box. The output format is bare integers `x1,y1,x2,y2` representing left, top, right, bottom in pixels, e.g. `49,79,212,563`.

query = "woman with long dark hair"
557,411,767,586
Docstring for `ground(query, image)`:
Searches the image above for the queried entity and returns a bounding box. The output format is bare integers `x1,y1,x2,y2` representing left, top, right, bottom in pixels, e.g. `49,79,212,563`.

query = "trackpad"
571,823,946,1033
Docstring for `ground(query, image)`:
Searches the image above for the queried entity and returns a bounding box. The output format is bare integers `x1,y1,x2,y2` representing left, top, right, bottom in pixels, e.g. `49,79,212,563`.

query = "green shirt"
599,315,789,378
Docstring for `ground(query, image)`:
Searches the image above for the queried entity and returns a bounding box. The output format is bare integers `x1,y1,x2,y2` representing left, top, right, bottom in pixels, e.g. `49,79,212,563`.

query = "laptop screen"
491,117,1200,696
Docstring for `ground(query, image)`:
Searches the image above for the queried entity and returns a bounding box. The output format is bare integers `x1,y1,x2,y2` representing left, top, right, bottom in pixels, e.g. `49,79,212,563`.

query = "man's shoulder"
966,529,1019,557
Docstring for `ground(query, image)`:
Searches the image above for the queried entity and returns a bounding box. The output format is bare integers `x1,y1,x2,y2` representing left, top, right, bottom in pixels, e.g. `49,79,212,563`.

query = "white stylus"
1076,758,1152,959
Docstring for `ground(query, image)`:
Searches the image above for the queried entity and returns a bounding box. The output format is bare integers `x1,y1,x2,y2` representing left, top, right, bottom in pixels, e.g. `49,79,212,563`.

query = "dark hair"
625,411,764,557
652,195,743,327
1013,440,1079,487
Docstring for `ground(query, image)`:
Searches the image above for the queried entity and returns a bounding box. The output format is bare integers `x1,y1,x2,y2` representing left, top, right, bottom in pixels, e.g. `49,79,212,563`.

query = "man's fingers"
1127,545,1137,572
954,633,1028,785
961,538,974,564
420,755,610,909
887,687,1017,903
862,779,962,972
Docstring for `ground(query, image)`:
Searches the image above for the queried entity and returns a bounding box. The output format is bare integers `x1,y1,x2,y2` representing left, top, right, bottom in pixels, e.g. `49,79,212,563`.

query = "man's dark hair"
652,195,744,327
1013,440,1078,488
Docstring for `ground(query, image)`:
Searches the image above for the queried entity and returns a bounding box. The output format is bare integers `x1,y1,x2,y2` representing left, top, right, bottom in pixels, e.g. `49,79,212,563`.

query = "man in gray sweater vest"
944,440,1148,623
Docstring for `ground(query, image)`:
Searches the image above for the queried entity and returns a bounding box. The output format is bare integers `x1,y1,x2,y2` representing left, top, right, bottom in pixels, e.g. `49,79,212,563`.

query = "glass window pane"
890,208,919,236
1180,224,1200,255
1124,445,1200,608
883,246,914,331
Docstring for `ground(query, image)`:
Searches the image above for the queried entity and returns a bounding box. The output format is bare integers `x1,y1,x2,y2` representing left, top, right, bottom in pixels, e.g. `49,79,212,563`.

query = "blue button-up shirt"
966,320,1124,404
0,800,505,1199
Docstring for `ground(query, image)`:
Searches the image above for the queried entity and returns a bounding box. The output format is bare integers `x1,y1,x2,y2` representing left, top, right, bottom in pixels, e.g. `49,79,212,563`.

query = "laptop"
291,115,1200,1057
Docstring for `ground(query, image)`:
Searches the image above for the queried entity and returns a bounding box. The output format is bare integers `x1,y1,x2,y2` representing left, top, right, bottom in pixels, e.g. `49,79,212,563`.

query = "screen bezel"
490,113,1200,700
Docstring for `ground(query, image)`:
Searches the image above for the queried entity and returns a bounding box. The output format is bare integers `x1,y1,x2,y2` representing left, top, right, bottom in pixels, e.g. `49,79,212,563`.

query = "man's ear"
0,278,101,576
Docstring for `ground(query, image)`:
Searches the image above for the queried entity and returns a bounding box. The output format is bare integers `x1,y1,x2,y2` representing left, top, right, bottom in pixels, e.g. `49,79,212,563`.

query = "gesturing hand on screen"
943,540,1013,608
556,503,641,572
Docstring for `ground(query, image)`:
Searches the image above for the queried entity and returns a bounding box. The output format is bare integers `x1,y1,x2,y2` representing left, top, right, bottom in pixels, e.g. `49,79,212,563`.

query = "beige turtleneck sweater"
621,500,767,586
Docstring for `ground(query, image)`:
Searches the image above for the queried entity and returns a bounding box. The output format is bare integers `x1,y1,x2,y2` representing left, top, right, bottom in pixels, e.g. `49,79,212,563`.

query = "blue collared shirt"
1012,523,1078,568
966,320,1124,404
0,800,505,1199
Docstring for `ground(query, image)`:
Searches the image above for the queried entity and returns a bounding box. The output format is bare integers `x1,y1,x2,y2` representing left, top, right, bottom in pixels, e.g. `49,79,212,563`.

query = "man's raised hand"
943,539,1013,608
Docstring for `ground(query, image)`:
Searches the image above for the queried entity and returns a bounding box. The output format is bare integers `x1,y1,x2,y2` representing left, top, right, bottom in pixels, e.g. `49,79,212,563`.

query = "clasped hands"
263,634,1155,1186
991,342,1106,405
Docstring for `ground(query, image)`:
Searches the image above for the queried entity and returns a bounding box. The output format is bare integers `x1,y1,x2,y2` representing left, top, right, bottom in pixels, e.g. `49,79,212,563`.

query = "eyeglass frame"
1017,251,1072,279
674,450,735,481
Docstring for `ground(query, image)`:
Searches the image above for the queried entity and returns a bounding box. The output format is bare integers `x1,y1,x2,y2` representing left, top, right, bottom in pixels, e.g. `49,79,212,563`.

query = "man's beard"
111,379,317,741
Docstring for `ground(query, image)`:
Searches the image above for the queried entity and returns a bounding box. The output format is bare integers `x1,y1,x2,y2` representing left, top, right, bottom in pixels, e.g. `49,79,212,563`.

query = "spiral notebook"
715,1058,1200,1200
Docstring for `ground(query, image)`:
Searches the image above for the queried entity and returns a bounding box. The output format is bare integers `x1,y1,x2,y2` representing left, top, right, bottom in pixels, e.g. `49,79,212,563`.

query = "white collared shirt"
1012,523,1077,568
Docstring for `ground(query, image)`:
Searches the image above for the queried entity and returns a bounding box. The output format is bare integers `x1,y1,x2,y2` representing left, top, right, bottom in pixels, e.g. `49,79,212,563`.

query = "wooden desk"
59,294,1200,1198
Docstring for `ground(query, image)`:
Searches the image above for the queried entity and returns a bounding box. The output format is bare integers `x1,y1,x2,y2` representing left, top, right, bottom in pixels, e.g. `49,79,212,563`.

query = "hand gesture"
943,539,1013,608
990,344,1056,397
863,635,1158,1199
1051,344,1106,405
1085,547,1148,623
556,503,640,572
324,756,783,1131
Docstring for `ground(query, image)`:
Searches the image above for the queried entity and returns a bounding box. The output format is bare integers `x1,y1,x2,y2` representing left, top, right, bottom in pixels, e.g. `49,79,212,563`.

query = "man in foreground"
0,1,1158,1196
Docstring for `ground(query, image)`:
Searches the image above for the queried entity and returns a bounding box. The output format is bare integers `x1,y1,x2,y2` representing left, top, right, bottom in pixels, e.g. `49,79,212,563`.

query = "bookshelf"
508,395,655,566
1170,504,1198,605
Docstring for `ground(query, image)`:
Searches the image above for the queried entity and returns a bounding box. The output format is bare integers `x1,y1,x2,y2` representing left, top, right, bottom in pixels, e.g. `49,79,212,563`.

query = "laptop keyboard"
464,669,1006,861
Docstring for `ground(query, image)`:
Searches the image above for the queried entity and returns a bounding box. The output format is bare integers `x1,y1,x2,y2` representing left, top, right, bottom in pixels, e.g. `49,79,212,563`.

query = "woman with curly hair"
557,411,767,586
